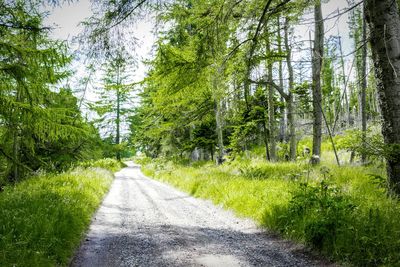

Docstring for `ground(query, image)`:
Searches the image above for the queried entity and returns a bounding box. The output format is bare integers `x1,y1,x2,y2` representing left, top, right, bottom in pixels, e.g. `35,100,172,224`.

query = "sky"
43,0,156,82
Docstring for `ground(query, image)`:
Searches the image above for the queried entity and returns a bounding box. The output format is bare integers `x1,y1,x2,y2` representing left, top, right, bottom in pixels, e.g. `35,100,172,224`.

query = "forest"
1,0,400,266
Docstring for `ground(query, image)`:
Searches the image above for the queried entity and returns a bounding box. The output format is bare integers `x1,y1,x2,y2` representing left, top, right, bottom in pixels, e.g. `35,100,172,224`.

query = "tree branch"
247,78,289,99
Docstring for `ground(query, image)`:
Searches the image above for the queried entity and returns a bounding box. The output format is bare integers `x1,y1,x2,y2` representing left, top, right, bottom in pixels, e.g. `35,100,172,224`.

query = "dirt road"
71,162,328,267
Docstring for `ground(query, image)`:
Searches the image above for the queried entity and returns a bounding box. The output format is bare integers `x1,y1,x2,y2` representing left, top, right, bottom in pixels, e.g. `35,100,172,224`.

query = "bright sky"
43,0,156,82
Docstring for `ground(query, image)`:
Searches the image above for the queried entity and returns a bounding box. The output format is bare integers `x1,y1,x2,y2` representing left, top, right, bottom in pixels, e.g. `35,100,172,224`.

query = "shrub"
273,181,355,251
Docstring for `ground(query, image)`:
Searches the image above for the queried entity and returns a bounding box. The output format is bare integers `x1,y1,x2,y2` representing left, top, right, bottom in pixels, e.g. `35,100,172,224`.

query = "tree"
365,0,400,195
311,0,324,164
90,52,134,160
360,3,368,163
266,28,277,162
0,1,96,182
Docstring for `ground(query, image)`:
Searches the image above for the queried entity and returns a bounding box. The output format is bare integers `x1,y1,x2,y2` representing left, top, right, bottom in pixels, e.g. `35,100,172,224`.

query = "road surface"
71,162,330,267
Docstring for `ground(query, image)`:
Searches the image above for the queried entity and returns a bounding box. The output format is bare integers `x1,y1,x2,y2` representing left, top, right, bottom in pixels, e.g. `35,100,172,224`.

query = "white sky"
43,0,156,82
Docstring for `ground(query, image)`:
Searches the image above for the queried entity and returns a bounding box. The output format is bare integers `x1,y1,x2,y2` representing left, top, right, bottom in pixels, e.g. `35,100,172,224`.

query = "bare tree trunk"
311,2,324,164
365,0,400,195
338,36,351,128
214,98,224,164
266,32,276,161
284,18,297,161
361,4,368,164
116,65,121,161
278,17,286,142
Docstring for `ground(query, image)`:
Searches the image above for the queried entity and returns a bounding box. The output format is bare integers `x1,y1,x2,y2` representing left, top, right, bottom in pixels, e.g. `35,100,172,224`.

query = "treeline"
129,0,373,161
113,0,400,195
0,1,121,186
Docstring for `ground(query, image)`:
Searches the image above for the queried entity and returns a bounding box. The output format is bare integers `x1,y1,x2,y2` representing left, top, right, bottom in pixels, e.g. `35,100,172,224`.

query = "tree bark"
361,3,368,164
311,1,324,164
338,36,351,128
266,31,276,161
11,88,22,183
365,0,400,195
262,120,271,161
284,18,297,161
116,64,121,161
277,17,286,143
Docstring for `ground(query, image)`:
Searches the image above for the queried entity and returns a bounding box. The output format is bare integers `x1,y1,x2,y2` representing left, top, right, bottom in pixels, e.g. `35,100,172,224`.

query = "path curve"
71,162,330,267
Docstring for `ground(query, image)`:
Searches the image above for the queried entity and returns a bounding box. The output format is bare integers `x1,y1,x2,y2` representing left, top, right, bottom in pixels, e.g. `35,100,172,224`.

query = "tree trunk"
338,36,351,128
116,65,121,161
11,88,22,183
365,0,400,195
285,18,297,161
262,120,271,161
311,2,324,164
266,32,276,161
12,125,19,183
278,17,286,143
361,4,368,164
214,98,224,164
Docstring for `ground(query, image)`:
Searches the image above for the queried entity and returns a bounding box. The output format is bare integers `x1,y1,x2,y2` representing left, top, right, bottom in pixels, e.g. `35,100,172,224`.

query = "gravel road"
71,162,331,267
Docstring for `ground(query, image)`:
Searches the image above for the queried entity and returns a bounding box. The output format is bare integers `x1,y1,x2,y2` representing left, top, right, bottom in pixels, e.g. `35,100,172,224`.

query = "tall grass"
140,156,400,266
79,158,126,172
0,167,114,266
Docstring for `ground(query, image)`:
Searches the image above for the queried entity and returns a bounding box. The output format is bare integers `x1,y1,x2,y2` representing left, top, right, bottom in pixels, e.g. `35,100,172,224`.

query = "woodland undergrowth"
138,152,400,266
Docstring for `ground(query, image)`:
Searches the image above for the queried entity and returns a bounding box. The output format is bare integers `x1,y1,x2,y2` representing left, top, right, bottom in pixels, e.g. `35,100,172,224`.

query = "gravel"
71,162,333,267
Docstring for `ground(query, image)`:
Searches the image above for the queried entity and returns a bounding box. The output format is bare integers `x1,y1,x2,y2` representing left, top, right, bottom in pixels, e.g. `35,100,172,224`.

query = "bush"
272,181,355,251
268,180,400,265
334,127,385,163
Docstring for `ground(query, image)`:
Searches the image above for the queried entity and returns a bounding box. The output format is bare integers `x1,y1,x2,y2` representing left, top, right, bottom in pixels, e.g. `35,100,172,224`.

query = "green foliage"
79,158,126,172
141,157,400,266
0,168,113,266
238,161,303,180
88,51,135,161
292,82,312,114
272,181,355,251
0,1,104,182
334,127,385,162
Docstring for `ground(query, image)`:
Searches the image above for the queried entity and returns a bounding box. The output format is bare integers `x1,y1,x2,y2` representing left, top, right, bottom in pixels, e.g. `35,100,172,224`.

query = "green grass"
139,156,400,266
0,167,114,266
79,158,126,172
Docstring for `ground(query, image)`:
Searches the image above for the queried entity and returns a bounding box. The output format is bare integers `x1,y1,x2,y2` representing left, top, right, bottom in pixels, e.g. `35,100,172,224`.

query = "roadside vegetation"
0,159,122,266
137,137,400,266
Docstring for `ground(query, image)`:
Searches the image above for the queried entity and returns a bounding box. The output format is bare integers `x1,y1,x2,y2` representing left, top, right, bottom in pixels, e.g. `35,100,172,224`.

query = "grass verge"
139,157,400,266
0,165,115,266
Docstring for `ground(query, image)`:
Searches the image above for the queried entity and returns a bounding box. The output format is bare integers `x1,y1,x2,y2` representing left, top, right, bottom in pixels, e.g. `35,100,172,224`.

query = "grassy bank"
139,157,400,266
0,160,121,266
